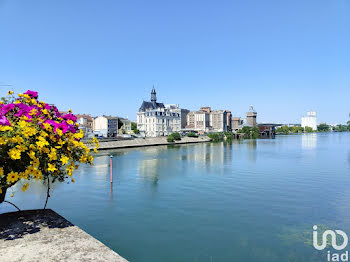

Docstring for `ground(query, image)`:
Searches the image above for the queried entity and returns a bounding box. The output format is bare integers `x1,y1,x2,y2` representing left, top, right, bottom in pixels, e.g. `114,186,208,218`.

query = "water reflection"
177,143,230,168
136,143,234,184
246,140,257,163
301,133,317,149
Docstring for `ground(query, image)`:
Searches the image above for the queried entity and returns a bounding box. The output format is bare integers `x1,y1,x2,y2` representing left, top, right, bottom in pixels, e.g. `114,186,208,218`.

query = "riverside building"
301,111,317,130
185,107,227,133
137,87,188,137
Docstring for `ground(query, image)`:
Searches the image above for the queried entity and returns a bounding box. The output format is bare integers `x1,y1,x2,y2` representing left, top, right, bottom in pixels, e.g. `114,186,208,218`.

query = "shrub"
187,132,198,138
171,132,181,140
167,135,175,143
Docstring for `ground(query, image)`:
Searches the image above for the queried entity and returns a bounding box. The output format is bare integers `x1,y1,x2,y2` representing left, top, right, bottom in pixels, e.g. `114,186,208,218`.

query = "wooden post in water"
110,155,113,183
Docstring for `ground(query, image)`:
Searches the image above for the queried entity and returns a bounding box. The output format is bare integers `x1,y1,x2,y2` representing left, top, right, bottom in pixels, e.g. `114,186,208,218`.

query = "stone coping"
0,209,127,262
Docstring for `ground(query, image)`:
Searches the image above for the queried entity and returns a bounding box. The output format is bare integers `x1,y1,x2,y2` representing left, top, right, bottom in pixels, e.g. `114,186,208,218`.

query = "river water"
1,133,350,262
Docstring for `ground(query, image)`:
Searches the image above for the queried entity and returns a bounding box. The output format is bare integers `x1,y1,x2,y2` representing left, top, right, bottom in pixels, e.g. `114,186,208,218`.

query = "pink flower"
24,90,38,99
1,104,15,115
63,113,77,122
0,115,11,126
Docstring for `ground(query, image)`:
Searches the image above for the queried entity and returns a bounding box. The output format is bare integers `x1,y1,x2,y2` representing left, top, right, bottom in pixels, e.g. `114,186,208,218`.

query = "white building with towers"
301,111,317,131
137,87,188,137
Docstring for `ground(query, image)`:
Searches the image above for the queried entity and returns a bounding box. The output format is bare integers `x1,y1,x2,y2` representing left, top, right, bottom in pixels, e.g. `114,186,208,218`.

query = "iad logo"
313,225,349,261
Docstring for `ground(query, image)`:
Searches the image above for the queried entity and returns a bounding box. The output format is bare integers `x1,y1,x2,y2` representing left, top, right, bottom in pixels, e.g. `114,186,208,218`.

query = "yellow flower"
16,144,27,152
79,155,87,163
48,163,57,172
36,137,49,148
71,179,75,183
0,167,3,177
57,139,66,146
67,120,73,125
22,126,38,137
74,130,84,139
28,151,36,159
43,123,52,130
18,120,27,128
8,148,21,160
7,171,19,183
21,115,30,121
19,172,28,179
40,131,48,137
11,135,24,143
88,155,94,164
0,137,7,145
21,183,29,192
56,129,63,136
33,170,43,180
93,148,98,153
48,148,57,161
42,109,49,115
29,108,38,116
7,90,13,95
66,165,74,176
42,147,49,154
32,158,40,168
60,155,69,165
0,188,2,194
0,126,12,132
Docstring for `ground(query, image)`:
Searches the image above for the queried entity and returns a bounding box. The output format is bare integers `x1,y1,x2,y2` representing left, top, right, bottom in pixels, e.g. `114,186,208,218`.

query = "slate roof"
139,101,165,112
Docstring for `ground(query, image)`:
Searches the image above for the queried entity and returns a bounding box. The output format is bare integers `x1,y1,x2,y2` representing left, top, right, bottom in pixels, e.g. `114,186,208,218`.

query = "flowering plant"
0,90,99,206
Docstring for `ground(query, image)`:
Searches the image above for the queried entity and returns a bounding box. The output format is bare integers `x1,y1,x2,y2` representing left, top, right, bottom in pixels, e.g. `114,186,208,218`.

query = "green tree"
238,126,259,139
131,122,137,130
133,128,140,134
291,126,304,133
118,118,124,129
207,132,224,142
333,124,348,132
317,123,330,132
304,126,313,133
276,125,290,135
224,131,233,142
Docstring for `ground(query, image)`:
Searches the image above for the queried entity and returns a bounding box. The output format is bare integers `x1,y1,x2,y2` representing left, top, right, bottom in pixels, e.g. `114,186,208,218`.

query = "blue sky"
0,0,349,124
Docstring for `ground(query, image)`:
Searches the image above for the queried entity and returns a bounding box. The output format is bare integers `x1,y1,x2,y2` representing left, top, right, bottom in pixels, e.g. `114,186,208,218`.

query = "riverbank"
0,209,127,262
95,136,211,150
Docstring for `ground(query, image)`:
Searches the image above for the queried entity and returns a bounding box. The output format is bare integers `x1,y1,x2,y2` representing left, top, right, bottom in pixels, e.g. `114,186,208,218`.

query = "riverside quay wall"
93,136,211,150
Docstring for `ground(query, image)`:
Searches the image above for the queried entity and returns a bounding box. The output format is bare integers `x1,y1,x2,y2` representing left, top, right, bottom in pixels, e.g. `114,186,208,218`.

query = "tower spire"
151,86,157,103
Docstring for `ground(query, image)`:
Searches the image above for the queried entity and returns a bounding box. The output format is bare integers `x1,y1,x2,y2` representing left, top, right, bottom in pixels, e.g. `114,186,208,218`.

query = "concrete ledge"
96,136,211,150
0,209,127,262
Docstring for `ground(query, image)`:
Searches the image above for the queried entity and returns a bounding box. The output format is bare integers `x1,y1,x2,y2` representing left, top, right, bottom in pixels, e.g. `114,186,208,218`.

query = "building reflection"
246,140,257,163
302,133,317,149
136,143,233,184
178,143,230,168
